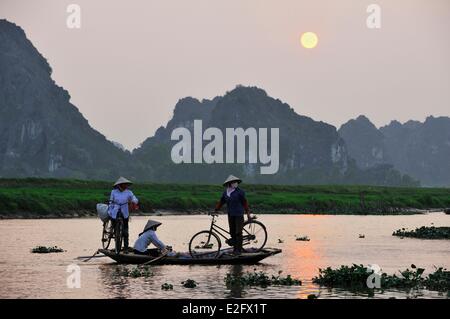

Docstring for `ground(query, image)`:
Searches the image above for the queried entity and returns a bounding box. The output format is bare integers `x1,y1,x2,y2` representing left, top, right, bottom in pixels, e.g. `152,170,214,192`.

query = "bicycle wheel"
242,220,267,252
101,220,112,249
114,218,124,254
189,230,221,258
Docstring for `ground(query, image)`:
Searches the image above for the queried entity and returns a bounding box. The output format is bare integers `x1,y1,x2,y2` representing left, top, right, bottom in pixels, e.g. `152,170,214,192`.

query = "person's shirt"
108,188,138,219
133,230,166,252
216,187,249,217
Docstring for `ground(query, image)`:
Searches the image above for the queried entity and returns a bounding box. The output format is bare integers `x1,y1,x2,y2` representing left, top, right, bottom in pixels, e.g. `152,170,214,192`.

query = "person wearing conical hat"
214,175,251,255
133,219,173,256
108,177,139,251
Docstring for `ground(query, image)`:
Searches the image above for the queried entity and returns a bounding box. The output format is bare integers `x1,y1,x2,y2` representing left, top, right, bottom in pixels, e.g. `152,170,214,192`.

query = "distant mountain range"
0,20,135,180
339,115,450,187
1,20,448,186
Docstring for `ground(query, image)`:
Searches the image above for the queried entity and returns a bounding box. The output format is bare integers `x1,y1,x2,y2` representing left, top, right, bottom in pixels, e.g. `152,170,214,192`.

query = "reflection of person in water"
226,265,245,298
133,220,175,256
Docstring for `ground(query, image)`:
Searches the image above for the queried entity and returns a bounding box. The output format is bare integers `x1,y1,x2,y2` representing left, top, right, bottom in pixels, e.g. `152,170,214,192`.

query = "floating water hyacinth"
393,226,450,239
296,236,310,241
31,246,64,253
182,279,198,288
161,283,174,290
312,264,450,292
225,270,302,287
119,266,153,278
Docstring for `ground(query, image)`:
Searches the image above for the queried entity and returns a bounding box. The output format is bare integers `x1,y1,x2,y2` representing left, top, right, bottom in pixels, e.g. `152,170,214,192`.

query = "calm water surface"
0,213,449,299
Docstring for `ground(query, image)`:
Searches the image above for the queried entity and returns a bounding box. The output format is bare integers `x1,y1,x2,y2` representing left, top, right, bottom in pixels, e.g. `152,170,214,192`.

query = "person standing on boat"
214,175,252,255
133,219,174,256
108,177,139,251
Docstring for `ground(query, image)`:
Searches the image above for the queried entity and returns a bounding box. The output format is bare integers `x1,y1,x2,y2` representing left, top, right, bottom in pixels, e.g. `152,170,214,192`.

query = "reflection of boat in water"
98,248,281,265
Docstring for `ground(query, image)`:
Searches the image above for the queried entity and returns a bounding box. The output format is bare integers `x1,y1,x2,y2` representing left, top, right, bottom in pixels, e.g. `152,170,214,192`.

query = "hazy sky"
1,0,449,150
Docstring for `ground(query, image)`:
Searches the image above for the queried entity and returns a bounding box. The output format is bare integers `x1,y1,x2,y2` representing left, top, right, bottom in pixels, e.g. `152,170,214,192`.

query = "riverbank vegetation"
393,226,450,239
1,178,449,218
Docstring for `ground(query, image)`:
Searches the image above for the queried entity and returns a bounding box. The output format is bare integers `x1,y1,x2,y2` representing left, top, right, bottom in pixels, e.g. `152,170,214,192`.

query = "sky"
1,0,449,150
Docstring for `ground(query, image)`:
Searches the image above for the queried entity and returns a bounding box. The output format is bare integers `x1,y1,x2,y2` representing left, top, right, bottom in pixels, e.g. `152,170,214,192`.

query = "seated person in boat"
108,177,139,251
133,219,174,256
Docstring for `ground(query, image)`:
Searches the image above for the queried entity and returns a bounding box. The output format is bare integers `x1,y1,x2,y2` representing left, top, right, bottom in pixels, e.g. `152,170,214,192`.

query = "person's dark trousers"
110,217,129,250
228,215,244,253
123,218,129,249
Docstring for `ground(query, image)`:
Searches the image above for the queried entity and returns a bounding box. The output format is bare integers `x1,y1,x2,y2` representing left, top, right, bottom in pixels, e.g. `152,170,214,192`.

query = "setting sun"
301,32,318,49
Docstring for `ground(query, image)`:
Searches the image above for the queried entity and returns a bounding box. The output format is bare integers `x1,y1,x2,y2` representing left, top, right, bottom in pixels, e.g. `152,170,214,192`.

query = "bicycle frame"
189,214,266,258
102,200,127,250
208,215,231,241
207,214,255,244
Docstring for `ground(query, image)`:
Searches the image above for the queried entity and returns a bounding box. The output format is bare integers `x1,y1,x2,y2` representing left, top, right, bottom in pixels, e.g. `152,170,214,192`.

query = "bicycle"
101,218,113,250
101,202,128,254
188,212,268,258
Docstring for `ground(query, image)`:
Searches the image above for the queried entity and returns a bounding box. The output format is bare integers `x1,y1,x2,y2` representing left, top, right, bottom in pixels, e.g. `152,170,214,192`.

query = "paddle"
142,249,169,265
77,255,108,261
76,250,107,262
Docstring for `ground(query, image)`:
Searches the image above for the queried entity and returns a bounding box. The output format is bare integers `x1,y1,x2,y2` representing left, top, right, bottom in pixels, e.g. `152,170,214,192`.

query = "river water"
0,213,448,299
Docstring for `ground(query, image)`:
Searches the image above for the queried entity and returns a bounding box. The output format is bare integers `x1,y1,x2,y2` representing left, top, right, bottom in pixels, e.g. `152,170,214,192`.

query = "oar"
76,255,108,261
76,250,106,262
142,250,169,265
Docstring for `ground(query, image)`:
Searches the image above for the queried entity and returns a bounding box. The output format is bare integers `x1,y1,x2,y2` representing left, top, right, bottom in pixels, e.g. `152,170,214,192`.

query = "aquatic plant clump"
425,267,450,291
392,226,450,239
296,236,310,241
182,279,198,288
312,264,450,292
161,283,174,290
31,246,64,253
312,264,372,289
225,270,302,287
119,266,153,278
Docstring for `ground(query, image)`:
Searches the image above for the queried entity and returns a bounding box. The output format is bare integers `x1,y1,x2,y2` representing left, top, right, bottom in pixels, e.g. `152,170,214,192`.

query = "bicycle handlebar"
208,211,257,220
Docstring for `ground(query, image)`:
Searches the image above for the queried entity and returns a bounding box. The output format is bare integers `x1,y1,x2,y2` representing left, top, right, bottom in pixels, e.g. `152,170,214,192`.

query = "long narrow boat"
98,247,282,265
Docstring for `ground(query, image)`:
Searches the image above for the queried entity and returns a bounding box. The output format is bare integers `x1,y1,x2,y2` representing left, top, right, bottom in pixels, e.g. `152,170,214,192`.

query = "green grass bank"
0,178,449,218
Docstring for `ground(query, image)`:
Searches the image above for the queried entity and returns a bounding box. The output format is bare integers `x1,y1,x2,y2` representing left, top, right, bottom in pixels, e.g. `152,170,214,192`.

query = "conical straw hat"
139,219,162,236
113,176,133,187
223,175,242,186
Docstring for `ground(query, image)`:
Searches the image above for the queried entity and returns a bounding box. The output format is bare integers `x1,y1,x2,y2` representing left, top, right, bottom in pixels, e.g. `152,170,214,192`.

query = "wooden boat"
98,247,282,265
